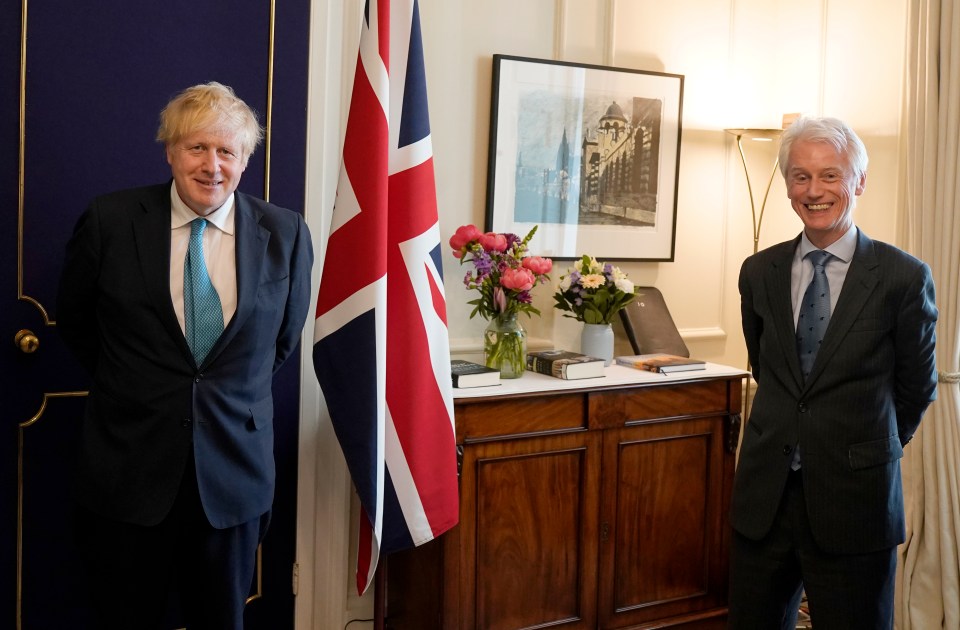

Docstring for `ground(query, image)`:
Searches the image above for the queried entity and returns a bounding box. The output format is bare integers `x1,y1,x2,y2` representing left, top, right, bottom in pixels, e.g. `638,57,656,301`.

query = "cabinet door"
459,430,602,630
598,416,731,628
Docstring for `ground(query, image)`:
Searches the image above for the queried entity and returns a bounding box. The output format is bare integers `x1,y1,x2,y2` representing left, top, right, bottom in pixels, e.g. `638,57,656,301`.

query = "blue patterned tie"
796,250,833,382
184,219,224,363
792,249,832,470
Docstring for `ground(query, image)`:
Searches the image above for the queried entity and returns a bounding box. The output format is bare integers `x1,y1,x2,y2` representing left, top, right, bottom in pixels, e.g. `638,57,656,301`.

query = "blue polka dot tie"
184,219,224,363
796,249,833,382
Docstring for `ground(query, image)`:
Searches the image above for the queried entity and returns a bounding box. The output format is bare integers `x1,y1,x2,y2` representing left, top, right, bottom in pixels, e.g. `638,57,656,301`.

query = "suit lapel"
131,184,195,364
201,193,268,366
765,237,805,387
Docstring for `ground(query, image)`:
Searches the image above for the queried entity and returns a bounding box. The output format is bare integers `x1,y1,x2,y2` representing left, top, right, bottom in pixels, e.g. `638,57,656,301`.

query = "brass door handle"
16,329,39,353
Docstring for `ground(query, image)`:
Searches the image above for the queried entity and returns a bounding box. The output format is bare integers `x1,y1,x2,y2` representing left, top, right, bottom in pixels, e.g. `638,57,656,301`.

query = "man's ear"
855,173,866,196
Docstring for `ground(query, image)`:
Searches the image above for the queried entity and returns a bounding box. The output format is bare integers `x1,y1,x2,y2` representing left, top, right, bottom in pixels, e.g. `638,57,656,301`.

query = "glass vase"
580,322,614,366
483,313,527,379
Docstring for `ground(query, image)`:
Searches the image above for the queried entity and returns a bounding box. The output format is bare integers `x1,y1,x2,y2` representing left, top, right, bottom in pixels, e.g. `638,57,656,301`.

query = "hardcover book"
450,359,501,388
615,353,706,374
526,350,605,380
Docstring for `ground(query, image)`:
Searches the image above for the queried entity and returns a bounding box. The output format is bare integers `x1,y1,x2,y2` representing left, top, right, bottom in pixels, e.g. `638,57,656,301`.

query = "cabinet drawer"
588,380,731,429
456,393,587,442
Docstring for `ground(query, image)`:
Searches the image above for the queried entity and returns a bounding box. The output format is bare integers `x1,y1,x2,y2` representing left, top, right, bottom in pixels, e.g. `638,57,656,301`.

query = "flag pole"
374,557,387,629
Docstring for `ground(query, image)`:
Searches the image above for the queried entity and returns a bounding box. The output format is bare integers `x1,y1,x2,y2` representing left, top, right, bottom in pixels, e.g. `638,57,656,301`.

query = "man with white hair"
729,116,937,628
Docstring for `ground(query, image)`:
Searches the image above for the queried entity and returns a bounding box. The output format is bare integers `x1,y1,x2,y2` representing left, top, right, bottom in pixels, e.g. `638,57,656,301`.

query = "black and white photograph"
486,55,684,261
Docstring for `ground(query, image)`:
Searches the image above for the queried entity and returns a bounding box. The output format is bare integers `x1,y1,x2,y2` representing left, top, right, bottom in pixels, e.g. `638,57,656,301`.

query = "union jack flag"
312,0,458,596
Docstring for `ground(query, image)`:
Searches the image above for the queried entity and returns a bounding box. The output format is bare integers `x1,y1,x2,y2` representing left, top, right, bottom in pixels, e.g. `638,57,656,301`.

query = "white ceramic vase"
580,322,614,366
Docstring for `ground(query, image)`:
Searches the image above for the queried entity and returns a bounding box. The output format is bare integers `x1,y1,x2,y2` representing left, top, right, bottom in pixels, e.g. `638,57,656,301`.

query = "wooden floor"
796,593,812,628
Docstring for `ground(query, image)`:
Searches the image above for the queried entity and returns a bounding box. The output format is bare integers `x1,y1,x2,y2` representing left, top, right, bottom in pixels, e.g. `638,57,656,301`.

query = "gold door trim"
16,0,50,326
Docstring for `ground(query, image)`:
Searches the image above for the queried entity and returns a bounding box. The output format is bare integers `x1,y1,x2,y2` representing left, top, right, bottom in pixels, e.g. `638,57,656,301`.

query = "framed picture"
485,55,684,261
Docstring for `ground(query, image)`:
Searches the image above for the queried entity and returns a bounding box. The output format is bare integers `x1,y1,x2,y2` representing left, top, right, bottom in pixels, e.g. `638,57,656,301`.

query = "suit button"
798,402,808,413
181,419,192,428
783,445,793,455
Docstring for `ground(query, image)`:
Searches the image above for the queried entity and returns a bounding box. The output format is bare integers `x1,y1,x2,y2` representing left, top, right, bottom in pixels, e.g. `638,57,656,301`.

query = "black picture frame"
485,54,684,261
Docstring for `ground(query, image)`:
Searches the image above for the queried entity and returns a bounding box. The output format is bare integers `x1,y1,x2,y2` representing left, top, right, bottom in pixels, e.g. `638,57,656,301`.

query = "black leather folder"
619,287,690,358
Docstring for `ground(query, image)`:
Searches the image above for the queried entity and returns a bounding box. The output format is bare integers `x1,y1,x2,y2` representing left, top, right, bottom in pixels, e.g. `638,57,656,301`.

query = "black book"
526,350,605,380
450,359,501,388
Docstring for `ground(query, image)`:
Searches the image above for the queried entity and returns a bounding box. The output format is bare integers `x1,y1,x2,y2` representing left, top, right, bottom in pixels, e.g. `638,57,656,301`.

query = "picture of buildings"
512,93,665,228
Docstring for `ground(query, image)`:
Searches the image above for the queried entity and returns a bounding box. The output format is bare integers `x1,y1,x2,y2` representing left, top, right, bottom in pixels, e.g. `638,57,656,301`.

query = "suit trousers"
728,469,896,630
74,450,270,630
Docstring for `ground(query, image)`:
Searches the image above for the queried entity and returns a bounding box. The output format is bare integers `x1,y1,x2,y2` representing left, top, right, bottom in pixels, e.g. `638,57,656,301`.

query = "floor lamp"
724,128,783,256
724,128,783,424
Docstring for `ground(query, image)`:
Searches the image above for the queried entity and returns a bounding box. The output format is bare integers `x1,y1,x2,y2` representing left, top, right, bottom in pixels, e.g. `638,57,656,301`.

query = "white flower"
574,256,600,274
559,275,571,291
614,277,634,294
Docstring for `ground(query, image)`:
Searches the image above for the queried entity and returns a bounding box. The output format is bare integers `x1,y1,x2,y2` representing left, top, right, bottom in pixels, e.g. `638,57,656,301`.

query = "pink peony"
478,232,508,253
449,224,482,251
500,267,535,292
522,256,553,275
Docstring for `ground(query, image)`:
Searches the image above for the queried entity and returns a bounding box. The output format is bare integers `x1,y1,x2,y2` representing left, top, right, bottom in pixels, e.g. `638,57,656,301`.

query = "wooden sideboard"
386,364,747,630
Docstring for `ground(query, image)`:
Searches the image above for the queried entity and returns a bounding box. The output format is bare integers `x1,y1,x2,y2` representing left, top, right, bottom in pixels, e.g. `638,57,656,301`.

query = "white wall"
297,0,908,627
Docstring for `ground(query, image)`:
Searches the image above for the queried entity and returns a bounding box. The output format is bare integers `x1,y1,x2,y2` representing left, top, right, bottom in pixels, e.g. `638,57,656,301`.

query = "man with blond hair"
58,82,313,628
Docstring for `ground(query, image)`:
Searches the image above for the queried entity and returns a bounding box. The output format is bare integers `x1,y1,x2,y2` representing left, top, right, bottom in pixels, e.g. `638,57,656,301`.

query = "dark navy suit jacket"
57,182,313,529
733,229,937,553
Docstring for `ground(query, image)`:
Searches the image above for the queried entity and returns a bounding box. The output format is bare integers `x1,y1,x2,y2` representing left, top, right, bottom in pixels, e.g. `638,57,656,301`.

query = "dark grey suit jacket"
57,183,313,529
733,229,937,553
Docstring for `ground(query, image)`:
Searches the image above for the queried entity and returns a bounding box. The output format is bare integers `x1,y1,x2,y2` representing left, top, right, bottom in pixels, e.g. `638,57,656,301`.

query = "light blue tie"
796,250,833,381
792,250,832,470
184,218,224,363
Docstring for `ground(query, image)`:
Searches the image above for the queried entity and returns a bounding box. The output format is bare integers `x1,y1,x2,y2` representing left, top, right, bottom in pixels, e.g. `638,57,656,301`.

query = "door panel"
599,417,730,628
461,432,601,630
3,1,309,627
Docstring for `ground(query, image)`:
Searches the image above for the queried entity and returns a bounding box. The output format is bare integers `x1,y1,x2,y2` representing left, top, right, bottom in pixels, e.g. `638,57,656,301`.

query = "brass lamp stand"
725,128,783,424
724,128,783,256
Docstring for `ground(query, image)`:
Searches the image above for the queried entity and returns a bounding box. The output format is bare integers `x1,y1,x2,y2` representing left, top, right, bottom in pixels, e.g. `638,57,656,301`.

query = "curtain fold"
897,1,960,628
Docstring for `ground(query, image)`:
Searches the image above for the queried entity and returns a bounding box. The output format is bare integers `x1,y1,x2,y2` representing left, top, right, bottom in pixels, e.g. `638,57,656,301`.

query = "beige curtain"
897,0,960,628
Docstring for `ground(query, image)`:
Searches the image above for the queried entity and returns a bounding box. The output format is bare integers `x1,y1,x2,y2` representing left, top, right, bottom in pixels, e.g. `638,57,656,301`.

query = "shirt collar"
169,181,236,235
798,225,857,264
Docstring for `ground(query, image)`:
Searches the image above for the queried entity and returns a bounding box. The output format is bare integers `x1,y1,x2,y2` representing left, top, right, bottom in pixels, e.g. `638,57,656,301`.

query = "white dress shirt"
169,182,238,334
791,226,858,328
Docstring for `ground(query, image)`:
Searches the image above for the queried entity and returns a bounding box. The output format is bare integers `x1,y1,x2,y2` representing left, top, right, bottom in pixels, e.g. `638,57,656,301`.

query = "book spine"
621,361,658,373
528,357,553,377
528,357,568,379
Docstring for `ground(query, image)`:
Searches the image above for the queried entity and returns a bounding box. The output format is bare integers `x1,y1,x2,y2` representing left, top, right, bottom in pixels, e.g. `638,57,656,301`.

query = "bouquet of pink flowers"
449,224,553,321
